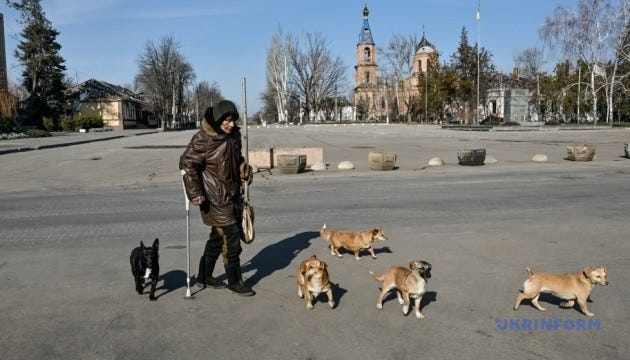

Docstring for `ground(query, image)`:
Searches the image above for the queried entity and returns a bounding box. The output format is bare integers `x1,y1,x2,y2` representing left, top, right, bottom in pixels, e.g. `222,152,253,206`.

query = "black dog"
130,238,160,301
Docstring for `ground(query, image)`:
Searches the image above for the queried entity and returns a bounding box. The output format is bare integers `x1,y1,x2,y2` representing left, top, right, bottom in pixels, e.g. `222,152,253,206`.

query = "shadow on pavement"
334,246,393,258
242,231,320,286
379,290,437,312
156,269,187,299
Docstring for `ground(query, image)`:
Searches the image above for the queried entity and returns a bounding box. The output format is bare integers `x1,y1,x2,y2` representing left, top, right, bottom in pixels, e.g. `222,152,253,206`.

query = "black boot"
226,263,255,296
197,255,226,289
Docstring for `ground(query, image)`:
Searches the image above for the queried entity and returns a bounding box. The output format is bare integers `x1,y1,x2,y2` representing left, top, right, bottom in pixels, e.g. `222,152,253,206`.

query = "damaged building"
65,79,155,130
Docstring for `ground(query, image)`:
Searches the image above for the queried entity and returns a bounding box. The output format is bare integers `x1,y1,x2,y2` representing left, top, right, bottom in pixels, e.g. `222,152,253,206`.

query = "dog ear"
583,266,595,275
309,254,317,260
319,261,326,270
152,238,159,250
140,241,145,250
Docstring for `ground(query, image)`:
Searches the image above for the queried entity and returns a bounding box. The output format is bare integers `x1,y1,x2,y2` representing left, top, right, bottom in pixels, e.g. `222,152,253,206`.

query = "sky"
1,0,583,115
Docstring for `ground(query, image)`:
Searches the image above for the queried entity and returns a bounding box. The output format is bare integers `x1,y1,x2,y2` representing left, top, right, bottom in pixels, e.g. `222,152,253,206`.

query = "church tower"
407,31,436,91
412,31,435,75
354,5,380,121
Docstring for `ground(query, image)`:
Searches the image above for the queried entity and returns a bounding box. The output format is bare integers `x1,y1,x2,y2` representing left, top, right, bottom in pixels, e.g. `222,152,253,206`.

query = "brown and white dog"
513,266,609,317
320,224,388,260
297,254,335,309
370,260,432,319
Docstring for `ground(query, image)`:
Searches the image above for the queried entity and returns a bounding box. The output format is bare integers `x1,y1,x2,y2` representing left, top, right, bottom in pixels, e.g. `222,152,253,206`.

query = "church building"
353,5,438,122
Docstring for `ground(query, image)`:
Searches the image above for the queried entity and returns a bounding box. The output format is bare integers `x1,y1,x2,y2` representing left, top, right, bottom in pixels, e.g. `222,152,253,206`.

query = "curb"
0,130,159,156
0,147,34,155
34,135,126,150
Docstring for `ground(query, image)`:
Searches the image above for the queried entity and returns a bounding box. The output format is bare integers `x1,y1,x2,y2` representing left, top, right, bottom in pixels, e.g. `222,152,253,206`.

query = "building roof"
415,32,435,54
357,5,375,46
66,79,141,102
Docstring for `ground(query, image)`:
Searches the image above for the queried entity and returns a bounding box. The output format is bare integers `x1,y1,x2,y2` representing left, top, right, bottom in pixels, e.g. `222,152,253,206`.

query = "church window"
363,48,371,62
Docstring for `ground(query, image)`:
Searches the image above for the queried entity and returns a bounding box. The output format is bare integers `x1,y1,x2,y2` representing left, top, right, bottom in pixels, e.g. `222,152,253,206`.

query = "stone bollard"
457,148,486,166
369,151,397,171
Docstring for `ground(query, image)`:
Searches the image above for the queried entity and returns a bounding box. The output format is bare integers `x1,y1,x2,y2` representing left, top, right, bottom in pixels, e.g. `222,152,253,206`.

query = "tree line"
1,0,223,132
261,0,629,125
1,0,628,133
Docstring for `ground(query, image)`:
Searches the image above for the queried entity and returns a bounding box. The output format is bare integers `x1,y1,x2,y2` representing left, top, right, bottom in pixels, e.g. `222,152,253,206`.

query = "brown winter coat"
179,119,245,226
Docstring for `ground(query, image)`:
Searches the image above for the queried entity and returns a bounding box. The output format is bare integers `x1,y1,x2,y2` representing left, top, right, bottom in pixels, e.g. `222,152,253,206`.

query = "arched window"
363,47,371,62
365,72,370,83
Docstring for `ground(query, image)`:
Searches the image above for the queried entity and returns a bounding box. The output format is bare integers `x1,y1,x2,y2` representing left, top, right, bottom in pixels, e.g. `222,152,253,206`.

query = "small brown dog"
320,224,388,260
513,266,609,317
297,254,335,309
370,260,432,319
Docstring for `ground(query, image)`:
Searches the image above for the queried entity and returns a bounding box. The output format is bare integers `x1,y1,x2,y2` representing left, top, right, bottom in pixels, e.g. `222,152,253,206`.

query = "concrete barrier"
248,147,323,169
248,149,273,168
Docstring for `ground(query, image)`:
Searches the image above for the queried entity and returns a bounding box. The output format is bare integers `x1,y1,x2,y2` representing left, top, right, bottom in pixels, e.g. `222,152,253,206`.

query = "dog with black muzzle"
297,254,335,309
370,260,432,319
130,238,160,301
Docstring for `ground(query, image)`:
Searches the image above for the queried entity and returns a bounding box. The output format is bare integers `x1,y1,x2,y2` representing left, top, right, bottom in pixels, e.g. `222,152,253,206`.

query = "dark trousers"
202,223,242,267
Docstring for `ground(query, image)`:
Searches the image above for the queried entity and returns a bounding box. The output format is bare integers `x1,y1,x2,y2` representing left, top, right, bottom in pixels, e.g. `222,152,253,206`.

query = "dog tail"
369,270,384,282
320,224,330,239
525,267,534,278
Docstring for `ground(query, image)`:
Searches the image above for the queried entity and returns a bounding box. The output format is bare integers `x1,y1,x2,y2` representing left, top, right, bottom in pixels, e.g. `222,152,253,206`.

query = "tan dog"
513,266,609,317
320,224,388,260
297,254,335,309
370,260,432,319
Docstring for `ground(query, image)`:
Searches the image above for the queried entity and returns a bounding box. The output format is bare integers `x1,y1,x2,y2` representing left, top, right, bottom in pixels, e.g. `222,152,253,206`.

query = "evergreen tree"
448,26,497,123
449,27,476,110
614,22,630,122
8,0,67,127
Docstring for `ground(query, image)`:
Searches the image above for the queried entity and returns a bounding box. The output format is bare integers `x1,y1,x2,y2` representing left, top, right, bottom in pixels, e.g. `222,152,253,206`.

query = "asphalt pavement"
0,124,629,360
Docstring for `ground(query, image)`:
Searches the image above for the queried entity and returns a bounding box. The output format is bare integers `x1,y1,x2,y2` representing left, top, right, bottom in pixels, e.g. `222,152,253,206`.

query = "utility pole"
195,85,199,128
171,74,176,129
424,69,428,123
476,0,481,125
241,77,249,157
383,81,390,124
334,85,338,121
577,66,581,123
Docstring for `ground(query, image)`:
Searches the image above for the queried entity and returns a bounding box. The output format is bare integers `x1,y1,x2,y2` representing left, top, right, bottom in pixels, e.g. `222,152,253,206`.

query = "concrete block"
272,147,323,167
248,149,272,168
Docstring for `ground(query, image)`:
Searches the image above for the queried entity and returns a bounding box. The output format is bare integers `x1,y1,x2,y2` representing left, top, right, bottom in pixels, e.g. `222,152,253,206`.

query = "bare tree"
194,81,222,111
135,35,195,130
540,0,626,123
287,32,346,122
187,81,222,127
265,27,289,123
173,60,195,128
380,33,417,122
514,47,545,115
609,2,630,122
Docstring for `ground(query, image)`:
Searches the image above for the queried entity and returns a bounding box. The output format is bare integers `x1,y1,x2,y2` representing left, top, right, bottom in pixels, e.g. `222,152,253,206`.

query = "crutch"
180,169,193,299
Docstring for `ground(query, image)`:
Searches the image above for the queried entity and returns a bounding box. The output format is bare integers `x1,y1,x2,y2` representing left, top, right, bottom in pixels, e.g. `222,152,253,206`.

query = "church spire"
358,5,374,45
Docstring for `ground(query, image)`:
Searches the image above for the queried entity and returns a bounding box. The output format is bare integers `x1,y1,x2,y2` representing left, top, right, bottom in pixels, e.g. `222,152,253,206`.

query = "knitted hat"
203,107,215,123
212,100,239,124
